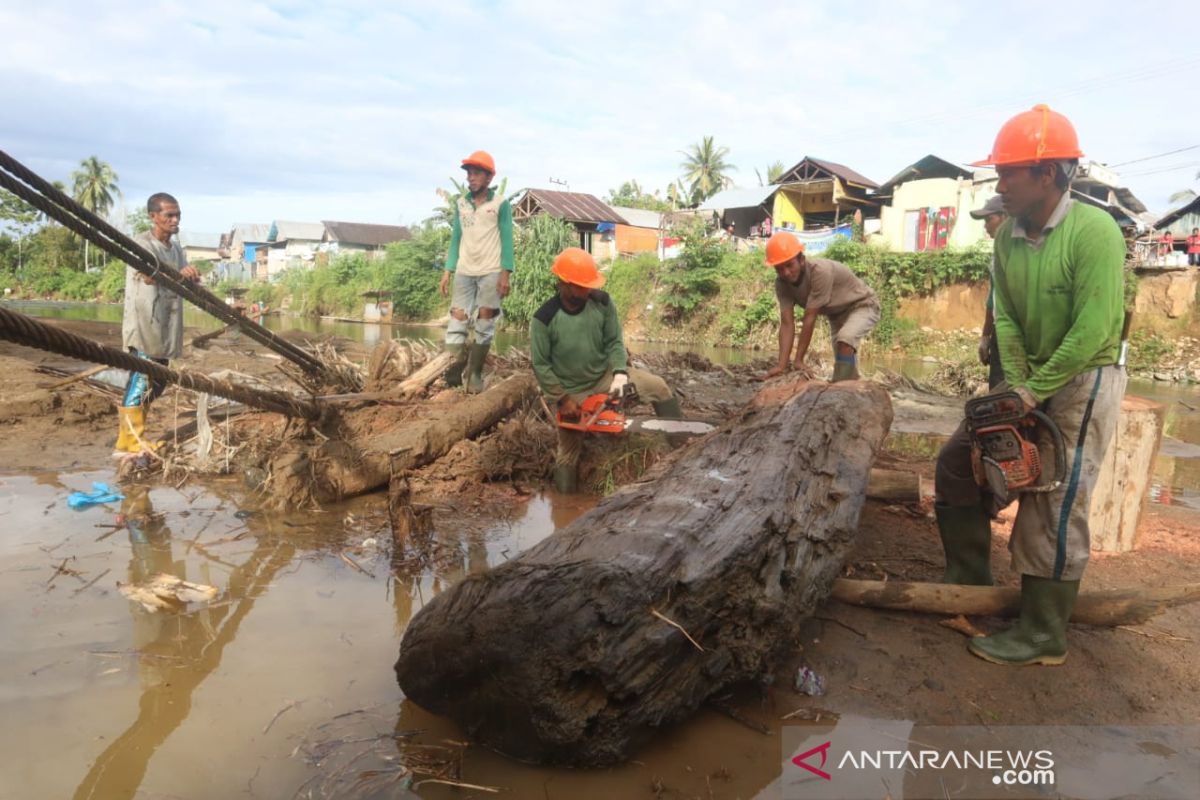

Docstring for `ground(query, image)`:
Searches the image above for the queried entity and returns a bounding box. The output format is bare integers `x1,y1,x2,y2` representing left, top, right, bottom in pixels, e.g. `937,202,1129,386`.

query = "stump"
394,379,892,766
1089,396,1166,552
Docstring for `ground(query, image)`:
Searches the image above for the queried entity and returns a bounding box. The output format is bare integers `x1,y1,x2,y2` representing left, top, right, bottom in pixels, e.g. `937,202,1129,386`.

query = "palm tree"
679,136,735,206
71,156,121,269
755,160,787,186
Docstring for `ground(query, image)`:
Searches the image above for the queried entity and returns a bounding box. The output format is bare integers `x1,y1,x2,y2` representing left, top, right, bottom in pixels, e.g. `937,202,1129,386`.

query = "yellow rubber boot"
112,407,137,457
121,406,160,454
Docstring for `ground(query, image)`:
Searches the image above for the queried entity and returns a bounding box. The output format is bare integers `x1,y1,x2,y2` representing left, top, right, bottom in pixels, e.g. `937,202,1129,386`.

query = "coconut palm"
755,160,787,186
71,156,121,269
679,136,735,206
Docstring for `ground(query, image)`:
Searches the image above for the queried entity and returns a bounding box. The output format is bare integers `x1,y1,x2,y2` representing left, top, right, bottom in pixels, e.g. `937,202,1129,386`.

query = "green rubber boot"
831,357,859,382
935,504,994,586
651,396,683,419
465,342,490,394
969,575,1080,666
443,343,468,387
552,463,577,495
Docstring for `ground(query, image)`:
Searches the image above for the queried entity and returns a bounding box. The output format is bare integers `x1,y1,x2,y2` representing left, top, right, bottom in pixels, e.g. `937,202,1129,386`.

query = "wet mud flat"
1,318,1199,798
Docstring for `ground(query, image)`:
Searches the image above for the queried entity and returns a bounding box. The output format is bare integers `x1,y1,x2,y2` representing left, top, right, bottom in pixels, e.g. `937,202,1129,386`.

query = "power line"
1122,160,1200,178
1110,145,1200,168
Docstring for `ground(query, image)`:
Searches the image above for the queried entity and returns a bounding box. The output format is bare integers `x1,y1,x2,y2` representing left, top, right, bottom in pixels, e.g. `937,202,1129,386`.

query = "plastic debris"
67,482,125,510
118,573,219,613
794,666,825,696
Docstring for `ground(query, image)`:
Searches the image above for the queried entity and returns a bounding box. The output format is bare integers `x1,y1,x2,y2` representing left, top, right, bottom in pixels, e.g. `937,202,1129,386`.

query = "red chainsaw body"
556,393,629,434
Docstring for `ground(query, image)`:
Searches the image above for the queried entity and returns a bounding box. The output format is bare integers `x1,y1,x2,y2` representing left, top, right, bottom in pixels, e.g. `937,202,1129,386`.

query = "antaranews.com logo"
792,740,1055,787
782,721,1198,800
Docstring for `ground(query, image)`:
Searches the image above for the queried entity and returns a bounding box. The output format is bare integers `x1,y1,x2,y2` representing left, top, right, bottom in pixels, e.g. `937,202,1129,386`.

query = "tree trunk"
866,468,931,502
830,578,1200,627
394,378,893,766
1089,396,1166,552
266,373,537,507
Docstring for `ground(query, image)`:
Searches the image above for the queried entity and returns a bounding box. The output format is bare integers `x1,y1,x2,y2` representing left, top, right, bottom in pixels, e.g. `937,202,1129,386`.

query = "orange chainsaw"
964,390,1067,509
556,384,714,436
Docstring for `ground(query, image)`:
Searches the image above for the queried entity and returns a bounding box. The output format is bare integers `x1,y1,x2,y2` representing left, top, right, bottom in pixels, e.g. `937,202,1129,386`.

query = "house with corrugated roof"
177,231,221,264
262,220,325,276
321,221,410,259
875,154,985,252
512,189,627,258
770,157,882,232
607,205,663,257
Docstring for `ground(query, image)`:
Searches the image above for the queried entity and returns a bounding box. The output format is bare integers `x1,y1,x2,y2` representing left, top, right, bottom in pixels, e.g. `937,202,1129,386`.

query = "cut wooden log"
394,378,893,766
266,372,537,507
830,578,1200,627
866,468,931,502
1089,396,1166,552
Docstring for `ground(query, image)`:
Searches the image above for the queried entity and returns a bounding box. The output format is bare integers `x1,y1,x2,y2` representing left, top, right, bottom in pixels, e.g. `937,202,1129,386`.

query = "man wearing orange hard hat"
934,105,1127,666
530,247,681,494
763,231,880,382
439,150,514,393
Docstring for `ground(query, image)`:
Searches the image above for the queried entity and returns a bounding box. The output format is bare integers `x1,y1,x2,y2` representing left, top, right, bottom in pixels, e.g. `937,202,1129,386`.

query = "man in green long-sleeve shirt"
934,105,1127,667
531,247,682,494
439,150,514,393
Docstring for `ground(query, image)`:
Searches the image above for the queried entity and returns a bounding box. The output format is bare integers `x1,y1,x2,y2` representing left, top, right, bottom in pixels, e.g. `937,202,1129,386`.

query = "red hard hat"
765,231,804,266
461,150,496,174
972,104,1084,167
551,247,606,289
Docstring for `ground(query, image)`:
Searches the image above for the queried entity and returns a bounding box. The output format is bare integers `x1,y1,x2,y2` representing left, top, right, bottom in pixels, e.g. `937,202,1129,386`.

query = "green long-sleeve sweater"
529,291,628,401
992,201,1124,401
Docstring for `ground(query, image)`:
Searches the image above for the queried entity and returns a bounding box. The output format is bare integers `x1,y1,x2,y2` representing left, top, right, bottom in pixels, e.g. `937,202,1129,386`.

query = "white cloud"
2,0,1198,233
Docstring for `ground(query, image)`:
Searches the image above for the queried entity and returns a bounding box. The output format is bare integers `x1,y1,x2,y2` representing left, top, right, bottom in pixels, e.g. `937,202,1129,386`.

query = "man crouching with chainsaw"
934,105,1127,666
531,247,683,494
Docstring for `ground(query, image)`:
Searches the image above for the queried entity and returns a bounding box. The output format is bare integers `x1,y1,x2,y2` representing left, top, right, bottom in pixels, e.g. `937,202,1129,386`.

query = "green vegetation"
1126,329,1173,373
503,214,578,327
679,136,735,205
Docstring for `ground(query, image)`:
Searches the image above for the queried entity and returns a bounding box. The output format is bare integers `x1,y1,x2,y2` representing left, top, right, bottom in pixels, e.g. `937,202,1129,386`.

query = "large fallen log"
395,378,893,766
831,578,1200,627
267,372,538,506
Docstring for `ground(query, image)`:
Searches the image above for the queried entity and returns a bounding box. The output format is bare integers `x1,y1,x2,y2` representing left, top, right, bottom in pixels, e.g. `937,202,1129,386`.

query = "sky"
2,0,1199,235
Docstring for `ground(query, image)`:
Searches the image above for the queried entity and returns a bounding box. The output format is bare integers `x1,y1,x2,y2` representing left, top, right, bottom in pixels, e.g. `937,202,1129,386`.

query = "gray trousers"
446,272,502,346
934,366,1126,580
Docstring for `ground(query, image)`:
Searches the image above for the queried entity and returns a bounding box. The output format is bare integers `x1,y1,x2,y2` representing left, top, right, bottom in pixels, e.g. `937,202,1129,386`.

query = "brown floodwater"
0,470,797,799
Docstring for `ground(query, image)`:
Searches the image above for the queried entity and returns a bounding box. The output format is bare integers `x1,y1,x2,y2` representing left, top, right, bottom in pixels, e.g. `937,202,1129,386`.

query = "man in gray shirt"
763,231,880,381
115,192,199,455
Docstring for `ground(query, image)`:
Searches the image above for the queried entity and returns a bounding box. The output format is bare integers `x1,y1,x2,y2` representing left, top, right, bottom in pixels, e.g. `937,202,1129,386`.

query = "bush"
97,261,125,301
504,215,578,327
1127,329,1173,372
604,253,659,318
659,223,724,320
55,270,100,300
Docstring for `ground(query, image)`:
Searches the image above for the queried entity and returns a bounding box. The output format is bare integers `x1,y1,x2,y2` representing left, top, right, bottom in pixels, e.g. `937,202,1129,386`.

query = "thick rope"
0,305,321,420
0,149,329,377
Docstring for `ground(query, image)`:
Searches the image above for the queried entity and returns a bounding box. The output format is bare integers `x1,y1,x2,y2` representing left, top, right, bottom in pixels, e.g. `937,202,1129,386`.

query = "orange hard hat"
765,231,804,266
551,247,606,289
461,150,496,174
972,104,1083,167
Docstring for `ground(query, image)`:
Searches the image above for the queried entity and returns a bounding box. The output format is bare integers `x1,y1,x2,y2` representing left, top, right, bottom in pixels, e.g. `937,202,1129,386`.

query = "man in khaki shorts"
763,231,880,381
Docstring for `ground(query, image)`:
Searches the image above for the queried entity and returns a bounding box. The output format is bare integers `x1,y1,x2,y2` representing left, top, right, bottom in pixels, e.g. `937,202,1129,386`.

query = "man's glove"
609,372,629,398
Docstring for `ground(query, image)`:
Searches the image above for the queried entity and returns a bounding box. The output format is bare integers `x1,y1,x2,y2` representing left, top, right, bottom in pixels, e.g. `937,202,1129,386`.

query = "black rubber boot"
465,342,490,394
552,463,577,494
831,358,859,382
935,504,994,586
443,343,468,387
651,396,683,419
968,575,1080,666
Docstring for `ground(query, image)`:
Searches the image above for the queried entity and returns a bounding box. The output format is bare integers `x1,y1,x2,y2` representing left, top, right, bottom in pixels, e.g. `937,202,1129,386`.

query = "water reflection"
71,487,296,800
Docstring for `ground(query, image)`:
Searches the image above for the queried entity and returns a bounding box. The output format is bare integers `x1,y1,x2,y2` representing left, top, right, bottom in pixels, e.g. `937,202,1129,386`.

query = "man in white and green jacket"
439,149,514,392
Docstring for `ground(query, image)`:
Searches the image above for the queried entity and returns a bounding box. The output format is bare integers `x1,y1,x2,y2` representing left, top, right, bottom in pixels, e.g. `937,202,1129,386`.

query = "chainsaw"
555,384,714,436
964,390,1067,509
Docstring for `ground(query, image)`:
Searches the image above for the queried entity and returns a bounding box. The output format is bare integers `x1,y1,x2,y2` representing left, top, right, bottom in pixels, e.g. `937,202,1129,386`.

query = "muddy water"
0,471,795,799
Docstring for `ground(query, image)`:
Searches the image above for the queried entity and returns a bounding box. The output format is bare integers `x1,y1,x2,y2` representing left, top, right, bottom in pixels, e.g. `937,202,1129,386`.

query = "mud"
1,316,1199,798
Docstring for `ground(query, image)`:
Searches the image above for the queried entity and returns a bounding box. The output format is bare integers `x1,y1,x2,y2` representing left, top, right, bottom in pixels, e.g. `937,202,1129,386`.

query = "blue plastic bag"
67,482,125,510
